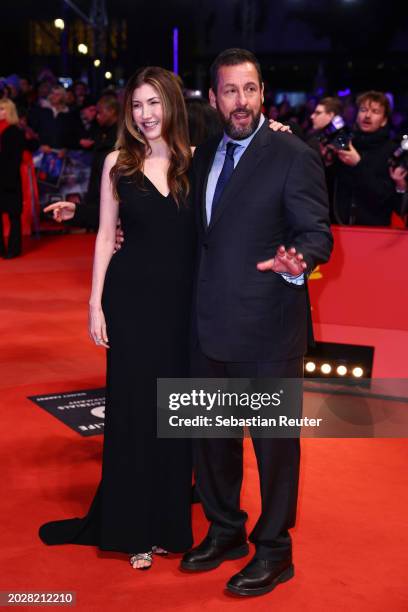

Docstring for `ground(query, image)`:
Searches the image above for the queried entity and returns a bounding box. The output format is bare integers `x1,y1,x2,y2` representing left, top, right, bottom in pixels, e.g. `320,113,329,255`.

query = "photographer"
330,91,402,226
390,163,408,225
308,97,343,154
307,98,343,218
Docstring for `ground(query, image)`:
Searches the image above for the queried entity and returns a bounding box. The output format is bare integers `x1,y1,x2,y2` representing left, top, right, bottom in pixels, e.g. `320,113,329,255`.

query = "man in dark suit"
181,49,333,597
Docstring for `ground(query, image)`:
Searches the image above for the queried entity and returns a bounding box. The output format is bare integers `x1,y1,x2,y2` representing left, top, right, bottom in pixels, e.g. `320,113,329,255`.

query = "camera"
319,116,352,150
388,135,408,171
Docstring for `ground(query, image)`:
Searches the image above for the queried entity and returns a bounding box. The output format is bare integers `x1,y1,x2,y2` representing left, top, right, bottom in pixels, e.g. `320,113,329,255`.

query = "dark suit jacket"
192,119,333,363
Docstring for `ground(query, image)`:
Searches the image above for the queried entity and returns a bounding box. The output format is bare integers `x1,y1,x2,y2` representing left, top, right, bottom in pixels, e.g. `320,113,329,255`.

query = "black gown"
40,175,196,554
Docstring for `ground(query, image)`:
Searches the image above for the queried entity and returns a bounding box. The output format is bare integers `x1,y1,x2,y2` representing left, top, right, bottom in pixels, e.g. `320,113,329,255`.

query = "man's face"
48,88,64,106
20,79,31,94
311,104,334,130
357,100,387,133
209,62,264,140
96,103,115,127
81,105,97,122
74,83,87,97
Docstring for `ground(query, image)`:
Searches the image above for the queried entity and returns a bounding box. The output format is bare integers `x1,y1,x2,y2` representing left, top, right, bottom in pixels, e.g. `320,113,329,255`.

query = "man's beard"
218,106,262,140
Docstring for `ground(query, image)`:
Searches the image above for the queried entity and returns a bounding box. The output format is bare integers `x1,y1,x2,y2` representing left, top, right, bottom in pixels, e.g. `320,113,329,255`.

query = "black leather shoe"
180,534,249,572
226,556,294,596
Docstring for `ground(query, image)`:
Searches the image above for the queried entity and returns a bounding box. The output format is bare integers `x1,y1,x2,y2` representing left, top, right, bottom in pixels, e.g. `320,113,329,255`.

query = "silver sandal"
152,545,168,556
129,551,153,570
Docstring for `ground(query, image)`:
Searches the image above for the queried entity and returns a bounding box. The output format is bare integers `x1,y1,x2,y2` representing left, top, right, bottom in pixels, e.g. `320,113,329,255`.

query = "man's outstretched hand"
257,246,307,276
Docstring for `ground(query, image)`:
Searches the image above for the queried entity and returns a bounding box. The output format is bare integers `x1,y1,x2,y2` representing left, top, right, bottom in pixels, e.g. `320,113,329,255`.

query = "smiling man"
181,49,333,597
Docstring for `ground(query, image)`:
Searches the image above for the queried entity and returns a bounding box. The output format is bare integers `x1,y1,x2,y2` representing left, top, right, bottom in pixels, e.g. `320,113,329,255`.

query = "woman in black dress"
0,98,24,258
40,67,196,569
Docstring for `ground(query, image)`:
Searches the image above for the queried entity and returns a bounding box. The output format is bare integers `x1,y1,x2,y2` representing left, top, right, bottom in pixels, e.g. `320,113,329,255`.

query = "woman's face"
132,83,164,143
0,106,7,121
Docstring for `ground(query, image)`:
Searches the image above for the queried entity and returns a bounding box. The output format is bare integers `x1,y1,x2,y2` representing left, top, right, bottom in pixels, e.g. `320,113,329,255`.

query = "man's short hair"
210,48,262,92
319,97,342,116
97,94,120,117
356,91,391,119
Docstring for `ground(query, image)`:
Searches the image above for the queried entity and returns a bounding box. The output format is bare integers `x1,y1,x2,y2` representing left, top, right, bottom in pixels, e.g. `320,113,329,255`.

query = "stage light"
321,363,332,375
78,44,88,55
352,367,363,378
105,71,112,80
305,361,316,373
304,341,373,386
94,59,101,67
54,19,65,30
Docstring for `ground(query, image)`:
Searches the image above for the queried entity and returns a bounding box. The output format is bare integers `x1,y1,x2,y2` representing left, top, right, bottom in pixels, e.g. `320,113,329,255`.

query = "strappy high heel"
152,545,168,556
129,551,153,570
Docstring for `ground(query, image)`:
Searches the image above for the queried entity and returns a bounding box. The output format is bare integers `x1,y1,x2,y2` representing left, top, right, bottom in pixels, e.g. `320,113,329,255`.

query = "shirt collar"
220,113,265,152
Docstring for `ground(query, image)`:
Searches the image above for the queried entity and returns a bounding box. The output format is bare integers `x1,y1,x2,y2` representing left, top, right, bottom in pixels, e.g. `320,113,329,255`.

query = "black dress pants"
191,345,303,561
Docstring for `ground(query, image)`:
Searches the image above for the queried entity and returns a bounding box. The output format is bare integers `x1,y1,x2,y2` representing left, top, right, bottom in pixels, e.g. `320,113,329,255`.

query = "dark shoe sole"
226,563,294,597
180,543,249,572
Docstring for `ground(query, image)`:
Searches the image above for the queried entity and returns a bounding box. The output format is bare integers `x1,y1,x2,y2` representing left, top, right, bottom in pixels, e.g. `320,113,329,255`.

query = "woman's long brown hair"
110,67,191,205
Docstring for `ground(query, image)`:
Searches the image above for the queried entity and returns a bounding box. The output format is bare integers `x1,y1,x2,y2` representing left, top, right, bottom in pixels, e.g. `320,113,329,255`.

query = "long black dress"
40,175,196,554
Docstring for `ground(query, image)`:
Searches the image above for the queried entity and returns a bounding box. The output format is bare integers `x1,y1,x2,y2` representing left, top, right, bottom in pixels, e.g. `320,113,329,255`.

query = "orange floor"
1,235,407,611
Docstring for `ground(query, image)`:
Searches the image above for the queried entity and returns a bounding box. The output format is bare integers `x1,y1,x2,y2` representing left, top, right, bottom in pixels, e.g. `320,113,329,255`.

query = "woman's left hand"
268,120,292,133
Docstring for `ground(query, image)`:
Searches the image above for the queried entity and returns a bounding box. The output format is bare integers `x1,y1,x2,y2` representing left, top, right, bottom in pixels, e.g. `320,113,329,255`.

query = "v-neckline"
143,174,170,199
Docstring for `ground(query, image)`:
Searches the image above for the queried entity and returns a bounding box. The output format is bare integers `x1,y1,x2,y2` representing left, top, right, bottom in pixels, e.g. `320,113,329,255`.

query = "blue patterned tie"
210,141,239,220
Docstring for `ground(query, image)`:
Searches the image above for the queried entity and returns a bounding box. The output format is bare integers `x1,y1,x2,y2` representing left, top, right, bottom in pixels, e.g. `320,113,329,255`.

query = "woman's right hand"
43,201,76,222
89,303,110,348
114,220,124,252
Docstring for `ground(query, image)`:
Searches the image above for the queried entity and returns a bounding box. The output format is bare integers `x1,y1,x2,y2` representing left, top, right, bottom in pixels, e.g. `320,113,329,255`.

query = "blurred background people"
28,85,81,152
0,98,24,258
44,95,120,229
309,97,343,140
185,97,222,147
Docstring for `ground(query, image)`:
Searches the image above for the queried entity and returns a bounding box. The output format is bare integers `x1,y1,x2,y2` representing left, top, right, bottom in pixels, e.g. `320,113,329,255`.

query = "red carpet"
1,235,407,611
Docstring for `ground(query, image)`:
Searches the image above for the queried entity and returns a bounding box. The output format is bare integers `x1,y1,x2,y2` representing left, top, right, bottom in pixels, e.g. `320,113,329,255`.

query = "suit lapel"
208,121,270,231
197,139,220,231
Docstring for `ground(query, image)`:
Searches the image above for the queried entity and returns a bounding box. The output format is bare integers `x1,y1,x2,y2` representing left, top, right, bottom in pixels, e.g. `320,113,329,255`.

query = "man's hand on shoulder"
257,246,306,276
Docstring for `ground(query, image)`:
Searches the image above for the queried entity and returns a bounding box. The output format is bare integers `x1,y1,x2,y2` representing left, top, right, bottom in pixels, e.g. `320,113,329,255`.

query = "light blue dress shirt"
205,114,304,285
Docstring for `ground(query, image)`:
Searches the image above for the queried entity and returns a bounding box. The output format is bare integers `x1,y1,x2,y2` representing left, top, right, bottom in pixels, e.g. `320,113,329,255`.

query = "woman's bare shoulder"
104,149,120,169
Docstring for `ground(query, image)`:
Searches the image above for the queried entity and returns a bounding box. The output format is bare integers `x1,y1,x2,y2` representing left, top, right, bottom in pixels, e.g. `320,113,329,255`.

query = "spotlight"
321,363,332,375
78,43,88,55
54,19,65,30
352,367,363,378
105,71,112,79
94,59,101,67
305,361,316,373
336,365,347,376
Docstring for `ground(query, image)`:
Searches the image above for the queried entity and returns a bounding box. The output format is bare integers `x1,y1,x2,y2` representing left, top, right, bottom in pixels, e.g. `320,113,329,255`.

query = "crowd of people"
0,70,407,258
